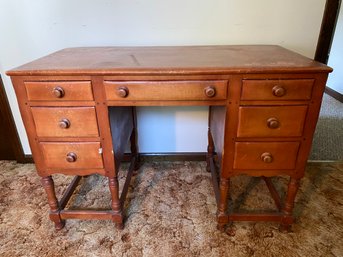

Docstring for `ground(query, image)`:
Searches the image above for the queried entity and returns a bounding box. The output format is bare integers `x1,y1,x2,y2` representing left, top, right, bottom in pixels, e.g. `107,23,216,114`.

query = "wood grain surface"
7,45,332,76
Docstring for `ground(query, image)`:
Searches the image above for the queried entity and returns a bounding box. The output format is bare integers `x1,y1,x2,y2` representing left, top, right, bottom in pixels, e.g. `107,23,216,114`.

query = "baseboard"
22,152,207,164
308,160,343,163
22,154,34,163
325,86,343,103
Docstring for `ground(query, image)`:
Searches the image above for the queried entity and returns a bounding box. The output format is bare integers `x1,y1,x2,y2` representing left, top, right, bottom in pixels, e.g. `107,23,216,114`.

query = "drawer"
241,79,314,100
237,106,307,137
25,81,94,101
233,142,300,170
104,80,228,101
40,142,103,169
32,107,99,137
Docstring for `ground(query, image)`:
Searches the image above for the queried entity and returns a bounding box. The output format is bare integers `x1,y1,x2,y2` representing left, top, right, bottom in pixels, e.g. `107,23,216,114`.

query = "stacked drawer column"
219,75,322,230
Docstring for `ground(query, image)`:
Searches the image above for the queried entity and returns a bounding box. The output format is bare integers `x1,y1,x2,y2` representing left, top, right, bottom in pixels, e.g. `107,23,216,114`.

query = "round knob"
261,152,273,163
59,118,71,129
204,86,216,98
267,117,280,129
117,86,129,98
272,85,286,97
52,86,65,98
66,152,77,163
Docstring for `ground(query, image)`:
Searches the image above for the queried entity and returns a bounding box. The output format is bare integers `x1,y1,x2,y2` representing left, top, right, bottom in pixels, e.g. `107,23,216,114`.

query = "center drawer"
237,105,308,137
31,107,99,138
104,80,228,101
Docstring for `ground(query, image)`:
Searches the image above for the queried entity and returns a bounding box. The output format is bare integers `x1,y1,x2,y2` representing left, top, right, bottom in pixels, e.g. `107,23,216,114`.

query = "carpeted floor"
310,93,343,160
0,160,342,257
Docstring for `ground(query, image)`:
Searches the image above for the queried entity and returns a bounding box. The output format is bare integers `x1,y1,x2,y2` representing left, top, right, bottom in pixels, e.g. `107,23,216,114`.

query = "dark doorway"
0,75,25,162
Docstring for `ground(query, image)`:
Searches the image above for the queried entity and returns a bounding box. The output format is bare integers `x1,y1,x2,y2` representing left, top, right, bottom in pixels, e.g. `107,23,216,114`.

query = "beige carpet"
0,160,342,257
310,93,343,160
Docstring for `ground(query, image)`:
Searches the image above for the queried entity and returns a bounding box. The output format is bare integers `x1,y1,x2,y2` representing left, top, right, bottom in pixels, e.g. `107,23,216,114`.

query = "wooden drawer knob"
261,152,273,163
267,117,280,129
52,86,65,98
66,152,77,162
59,118,71,129
204,86,216,98
117,86,129,98
272,85,286,97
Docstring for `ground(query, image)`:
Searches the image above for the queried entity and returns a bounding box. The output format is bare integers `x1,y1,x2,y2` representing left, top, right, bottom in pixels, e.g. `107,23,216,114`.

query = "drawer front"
32,107,99,137
25,81,94,101
241,79,314,100
237,106,308,137
104,80,228,101
41,142,103,169
233,142,300,170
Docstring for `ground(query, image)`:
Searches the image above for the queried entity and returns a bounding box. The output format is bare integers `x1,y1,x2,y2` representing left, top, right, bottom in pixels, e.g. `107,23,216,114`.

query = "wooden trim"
59,210,114,220
23,154,34,163
0,75,26,162
325,86,343,102
314,0,341,64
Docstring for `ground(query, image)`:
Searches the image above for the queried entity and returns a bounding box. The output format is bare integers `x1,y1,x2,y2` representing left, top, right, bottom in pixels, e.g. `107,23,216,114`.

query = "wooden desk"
7,45,332,231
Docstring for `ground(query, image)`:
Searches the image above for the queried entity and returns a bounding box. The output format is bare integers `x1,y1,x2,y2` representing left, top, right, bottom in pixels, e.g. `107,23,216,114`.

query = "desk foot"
280,177,299,232
54,220,66,231
109,177,122,213
41,176,65,230
217,223,226,232
279,224,292,233
115,222,124,230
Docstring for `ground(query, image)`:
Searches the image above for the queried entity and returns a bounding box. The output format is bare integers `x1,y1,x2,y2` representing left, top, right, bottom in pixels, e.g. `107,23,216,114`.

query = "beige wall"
0,0,326,154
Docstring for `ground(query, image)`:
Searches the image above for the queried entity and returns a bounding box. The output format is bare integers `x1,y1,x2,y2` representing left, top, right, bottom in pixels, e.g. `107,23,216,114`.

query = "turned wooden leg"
217,178,230,231
41,176,65,230
280,177,300,231
206,127,215,172
108,177,123,229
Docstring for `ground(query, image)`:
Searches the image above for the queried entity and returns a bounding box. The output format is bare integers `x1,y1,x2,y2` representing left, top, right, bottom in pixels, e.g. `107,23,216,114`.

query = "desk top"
7,45,331,76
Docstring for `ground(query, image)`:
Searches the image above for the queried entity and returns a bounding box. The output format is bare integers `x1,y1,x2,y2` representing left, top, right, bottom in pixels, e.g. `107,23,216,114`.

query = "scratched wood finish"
7,46,331,76
7,46,332,231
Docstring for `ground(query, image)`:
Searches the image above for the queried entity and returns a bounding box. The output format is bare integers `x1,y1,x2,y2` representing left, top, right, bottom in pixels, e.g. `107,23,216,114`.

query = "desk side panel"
10,76,47,175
